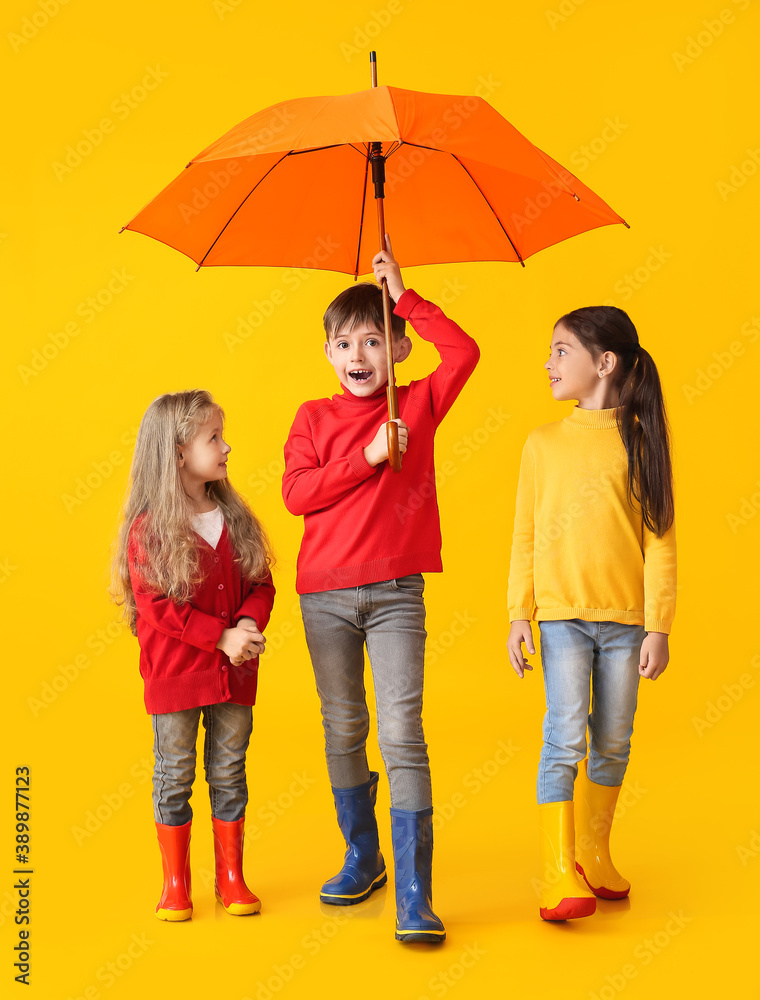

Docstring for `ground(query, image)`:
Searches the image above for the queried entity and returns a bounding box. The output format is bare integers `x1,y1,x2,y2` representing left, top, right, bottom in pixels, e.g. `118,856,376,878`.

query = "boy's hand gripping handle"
386,387,401,473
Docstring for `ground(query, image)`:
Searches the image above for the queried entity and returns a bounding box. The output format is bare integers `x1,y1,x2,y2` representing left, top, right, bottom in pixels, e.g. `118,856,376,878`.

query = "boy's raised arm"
282,404,377,516
394,291,480,426
374,235,479,425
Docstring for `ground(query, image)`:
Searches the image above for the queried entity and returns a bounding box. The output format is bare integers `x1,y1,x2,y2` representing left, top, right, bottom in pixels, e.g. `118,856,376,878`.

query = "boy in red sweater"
282,239,479,943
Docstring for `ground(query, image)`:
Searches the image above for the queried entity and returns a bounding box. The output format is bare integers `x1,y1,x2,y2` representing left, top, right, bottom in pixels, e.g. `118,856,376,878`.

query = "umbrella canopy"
123,84,626,274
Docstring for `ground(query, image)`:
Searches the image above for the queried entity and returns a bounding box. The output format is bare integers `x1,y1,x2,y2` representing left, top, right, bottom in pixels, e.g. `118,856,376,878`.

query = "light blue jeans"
300,575,430,811
537,619,646,804
151,702,253,825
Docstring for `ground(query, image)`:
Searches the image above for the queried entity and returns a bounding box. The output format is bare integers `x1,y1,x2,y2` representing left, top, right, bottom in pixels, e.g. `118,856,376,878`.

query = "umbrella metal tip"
370,51,376,61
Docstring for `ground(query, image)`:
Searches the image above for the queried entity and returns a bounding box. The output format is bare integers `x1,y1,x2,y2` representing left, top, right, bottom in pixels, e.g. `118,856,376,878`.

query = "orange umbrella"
123,89,625,273
122,54,627,468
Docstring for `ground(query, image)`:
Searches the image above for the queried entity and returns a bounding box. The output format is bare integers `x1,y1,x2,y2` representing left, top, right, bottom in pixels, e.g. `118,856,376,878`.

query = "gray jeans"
300,575,431,811
151,702,253,825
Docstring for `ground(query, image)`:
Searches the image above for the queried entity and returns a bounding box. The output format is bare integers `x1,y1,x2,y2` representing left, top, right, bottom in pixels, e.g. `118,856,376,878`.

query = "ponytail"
617,346,674,536
557,307,674,537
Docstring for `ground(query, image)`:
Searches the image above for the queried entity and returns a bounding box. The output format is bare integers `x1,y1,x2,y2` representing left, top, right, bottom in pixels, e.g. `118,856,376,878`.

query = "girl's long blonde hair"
111,390,272,634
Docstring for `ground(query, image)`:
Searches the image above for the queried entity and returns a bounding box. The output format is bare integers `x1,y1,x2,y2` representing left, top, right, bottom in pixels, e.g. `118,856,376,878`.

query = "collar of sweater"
564,405,619,429
334,384,389,405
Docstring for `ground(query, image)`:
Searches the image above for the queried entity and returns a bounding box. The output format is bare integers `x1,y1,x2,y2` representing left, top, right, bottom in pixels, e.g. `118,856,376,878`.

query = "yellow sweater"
507,406,676,634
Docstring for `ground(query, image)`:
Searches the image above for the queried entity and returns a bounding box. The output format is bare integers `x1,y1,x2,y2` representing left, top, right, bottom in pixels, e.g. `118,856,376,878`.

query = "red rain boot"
212,817,261,915
155,820,192,921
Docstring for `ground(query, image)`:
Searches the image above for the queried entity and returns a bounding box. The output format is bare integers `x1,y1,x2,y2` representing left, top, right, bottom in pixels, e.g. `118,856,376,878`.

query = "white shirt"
191,506,224,549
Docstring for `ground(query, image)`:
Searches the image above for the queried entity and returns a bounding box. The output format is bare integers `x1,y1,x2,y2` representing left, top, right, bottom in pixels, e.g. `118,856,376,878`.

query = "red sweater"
128,517,275,714
282,289,480,594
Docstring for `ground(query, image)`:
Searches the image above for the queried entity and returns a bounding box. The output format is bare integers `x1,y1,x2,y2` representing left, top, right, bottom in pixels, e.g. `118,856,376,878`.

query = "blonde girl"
507,307,676,921
113,390,274,921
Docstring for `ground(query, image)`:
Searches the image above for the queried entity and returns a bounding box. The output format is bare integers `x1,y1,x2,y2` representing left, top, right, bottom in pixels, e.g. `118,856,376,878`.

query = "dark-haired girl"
506,307,676,921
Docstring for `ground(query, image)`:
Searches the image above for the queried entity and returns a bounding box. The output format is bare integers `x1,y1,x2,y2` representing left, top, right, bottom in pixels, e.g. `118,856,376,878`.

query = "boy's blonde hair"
111,389,272,634
323,282,406,341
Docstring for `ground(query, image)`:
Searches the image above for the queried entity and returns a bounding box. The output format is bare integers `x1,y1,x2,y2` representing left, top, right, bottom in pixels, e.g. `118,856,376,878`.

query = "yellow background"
3,0,759,996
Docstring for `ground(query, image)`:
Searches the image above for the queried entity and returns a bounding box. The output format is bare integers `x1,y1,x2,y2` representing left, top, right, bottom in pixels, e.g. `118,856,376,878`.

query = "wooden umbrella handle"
381,270,402,472
386,422,401,472
386,385,401,473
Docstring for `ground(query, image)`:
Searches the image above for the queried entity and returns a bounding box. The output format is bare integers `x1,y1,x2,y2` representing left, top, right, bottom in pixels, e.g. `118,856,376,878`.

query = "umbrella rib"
287,143,347,156
287,143,375,158
196,153,291,268
389,140,435,158
353,149,371,279
450,155,526,267
533,148,580,200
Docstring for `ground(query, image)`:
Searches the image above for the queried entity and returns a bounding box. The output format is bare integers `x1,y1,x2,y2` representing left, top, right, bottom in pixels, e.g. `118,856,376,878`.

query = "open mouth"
550,378,561,384
349,370,372,382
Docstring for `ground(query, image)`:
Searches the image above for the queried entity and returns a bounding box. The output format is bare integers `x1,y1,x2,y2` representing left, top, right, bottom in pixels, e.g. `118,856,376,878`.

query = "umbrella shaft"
381,277,395,390
370,142,385,199
376,196,395,392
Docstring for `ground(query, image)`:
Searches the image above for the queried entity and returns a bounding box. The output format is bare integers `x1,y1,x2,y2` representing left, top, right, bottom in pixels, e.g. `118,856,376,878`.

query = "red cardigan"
282,289,480,594
128,517,275,714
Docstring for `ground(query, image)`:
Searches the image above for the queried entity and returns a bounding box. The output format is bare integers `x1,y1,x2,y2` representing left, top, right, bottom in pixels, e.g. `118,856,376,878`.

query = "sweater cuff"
509,607,534,622
234,598,271,633
644,618,672,635
393,288,423,319
348,447,377,480
181,608,227,652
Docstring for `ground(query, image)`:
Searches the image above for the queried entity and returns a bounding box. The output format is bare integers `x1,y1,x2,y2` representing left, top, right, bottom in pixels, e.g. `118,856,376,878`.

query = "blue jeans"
300,575,430,811
537,619,645,804
151,702,253,825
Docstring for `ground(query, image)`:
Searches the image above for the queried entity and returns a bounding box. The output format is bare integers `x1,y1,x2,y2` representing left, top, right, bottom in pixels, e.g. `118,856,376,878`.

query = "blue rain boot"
390,807,446,943
320,772,387,905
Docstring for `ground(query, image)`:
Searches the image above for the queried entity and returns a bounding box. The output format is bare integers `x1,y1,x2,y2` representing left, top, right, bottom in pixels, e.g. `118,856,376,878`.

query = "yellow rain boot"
538,801,596,920
574,759,630,899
